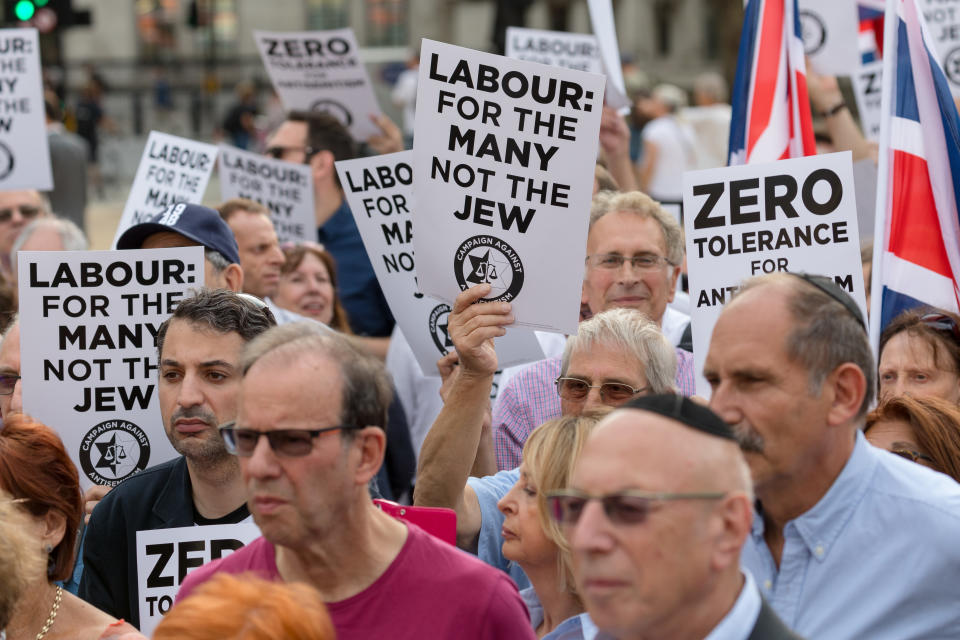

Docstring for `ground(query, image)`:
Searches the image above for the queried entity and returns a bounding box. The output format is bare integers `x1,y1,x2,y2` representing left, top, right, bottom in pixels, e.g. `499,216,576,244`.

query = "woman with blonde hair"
497,413,605,639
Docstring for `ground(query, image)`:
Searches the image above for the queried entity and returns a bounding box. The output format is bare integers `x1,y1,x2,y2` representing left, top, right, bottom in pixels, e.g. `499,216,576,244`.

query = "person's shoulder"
405,525,516,587
178,536,273,601
868,450,960,520
104,457,185,502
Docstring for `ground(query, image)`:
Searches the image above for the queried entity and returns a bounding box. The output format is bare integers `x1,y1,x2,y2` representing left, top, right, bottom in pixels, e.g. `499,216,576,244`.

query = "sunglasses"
555,376,647,403
265,145,318,161
0,374,20,395
219,422,361,457
920,313,960,343
546,489,726,526
0,205,41,224
891,448,935,464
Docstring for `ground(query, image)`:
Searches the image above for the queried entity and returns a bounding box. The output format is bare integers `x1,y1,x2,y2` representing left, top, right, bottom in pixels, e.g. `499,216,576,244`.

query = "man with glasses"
0,190,49,281
415,285,677,588
492,189,695,470
79,289,276,628
878,307,960,404
175,322,535,640
553,394,799,639
265,111,394,343
705,273,960,638
0,319,21,421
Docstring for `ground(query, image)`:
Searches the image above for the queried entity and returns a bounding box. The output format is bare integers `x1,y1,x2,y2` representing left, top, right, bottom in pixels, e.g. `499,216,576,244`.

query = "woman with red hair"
0,415,145,640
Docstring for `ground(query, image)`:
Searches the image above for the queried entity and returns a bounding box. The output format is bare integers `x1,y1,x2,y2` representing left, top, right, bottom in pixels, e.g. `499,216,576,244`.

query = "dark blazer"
78,457,197,629
749,598,806,640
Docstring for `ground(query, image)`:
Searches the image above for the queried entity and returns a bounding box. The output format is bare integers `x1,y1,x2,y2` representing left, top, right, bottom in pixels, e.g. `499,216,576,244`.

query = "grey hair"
241,322,393,431
736,273,875,419
204,248,231,274
561,308,677,393
693,71,728,103
589,190,683,266
11,217,87,256
156,289,277,358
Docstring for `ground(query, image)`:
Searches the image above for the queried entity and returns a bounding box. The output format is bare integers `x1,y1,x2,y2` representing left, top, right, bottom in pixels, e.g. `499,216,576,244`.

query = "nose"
497,482,520,516
569,499,615,554
176,371,204,409
615,259,641,283
708,381,742,427
242,433,282,480
583,385,607,412
8,378,22,414
269,245,284,267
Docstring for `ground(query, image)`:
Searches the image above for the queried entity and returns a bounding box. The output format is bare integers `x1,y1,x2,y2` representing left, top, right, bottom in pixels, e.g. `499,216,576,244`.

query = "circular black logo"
453,235,524,302
0,141,15,181
429,303,454,355
945,47,960,86
79,420,151,486
309,99,353,127
799,10,826,55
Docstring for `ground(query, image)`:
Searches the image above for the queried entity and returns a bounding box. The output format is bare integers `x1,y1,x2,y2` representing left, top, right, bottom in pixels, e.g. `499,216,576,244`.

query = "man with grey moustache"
79,289,277,628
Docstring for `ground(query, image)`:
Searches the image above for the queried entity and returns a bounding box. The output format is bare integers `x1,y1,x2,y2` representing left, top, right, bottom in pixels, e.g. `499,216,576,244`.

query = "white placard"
505,27,604,75
254,28,381,141
851,60,884,141
798,0,861,76
18,248,205,490
412,40,604,335
683,152,866,397
136,522,261,636
218,144,315,244
112,132,217,247
0,28,51,190
586,0,631,110
336,151,546,375
921,0,960,97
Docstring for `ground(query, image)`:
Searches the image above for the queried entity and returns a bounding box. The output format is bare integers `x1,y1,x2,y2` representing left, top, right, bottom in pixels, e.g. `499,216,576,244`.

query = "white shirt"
642,115,696,202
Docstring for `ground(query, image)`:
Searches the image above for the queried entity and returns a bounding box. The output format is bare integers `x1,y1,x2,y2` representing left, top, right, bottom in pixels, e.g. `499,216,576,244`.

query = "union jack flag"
869,0,960,345
728,0,816,165
859,1,885,64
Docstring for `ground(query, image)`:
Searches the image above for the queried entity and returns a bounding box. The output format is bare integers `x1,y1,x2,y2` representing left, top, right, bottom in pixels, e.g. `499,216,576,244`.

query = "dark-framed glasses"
0,374,21,395
0,205,41,224
890,448,935,464
219,422,361,457
546,489,727,526
585,253,673,271
555,376,647,404
265,145,318,161
920,313,960,343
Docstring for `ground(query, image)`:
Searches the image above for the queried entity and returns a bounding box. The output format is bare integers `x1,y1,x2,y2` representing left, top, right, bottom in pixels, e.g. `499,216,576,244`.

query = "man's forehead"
0,323,20,370
567,342,645,381
0,190,41,207
588,211,666,252
270,120,307,145
142,230,198,250
575,413,684,487
163,319,243,354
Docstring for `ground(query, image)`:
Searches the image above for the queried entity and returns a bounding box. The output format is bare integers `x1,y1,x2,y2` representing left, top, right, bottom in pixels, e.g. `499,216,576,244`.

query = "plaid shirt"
492,349,696,470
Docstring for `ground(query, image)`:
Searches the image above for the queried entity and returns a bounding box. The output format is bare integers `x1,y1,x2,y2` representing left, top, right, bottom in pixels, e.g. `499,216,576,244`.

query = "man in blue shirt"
264,111,394,343
704,272,960,639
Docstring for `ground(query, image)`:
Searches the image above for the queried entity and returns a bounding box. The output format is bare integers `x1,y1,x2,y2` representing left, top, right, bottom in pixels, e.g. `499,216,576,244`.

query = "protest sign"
852,60,884,141
798,0,860,76
18,247,205,490
218,144,315,244
683,152,866,396
254,28,380,141
412,40,604,335
921,0,960,97
337,151,545,374
0,28,51,190
136,522,261,636
586,0,631,110
112,132,217,247
505,27,604,74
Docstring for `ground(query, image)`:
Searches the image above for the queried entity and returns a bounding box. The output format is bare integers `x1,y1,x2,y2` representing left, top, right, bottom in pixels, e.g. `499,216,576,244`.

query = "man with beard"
79,289,276,628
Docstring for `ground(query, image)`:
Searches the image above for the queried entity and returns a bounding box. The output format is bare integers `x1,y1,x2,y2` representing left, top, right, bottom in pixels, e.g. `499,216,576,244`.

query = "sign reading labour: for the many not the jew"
412,40,604,335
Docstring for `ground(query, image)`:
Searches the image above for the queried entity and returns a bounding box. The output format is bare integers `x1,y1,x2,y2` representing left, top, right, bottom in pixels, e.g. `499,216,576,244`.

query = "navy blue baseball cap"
116,203,241,265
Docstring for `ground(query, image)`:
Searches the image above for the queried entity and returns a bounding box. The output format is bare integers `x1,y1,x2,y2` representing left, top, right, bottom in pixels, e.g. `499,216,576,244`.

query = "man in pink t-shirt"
176,323,534,639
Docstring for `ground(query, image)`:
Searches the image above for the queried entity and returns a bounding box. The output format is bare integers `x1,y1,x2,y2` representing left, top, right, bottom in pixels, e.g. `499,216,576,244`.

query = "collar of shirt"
519,587,590,640
704,571,762,640
751,430,876,562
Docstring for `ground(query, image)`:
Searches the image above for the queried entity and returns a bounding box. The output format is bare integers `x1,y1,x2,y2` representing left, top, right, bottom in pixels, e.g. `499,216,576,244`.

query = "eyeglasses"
219,422,361,457
0,205,41,224
546,489,727,526
891,448,935,464
585,253,673,271
555,376,647,403
265,145,318,161
920,313,960,343
0,374,21,395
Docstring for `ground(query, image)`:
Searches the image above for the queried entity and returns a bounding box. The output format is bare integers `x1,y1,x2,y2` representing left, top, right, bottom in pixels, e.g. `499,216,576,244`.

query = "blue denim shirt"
743,430,960,639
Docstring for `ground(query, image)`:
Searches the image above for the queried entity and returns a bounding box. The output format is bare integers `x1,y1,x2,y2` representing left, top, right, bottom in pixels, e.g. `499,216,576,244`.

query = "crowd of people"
0,50,959,640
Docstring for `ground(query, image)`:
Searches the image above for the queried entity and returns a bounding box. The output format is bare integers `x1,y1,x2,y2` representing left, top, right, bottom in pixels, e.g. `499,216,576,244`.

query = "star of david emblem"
466,250,498,285
438,322,454,348
94,433,128,475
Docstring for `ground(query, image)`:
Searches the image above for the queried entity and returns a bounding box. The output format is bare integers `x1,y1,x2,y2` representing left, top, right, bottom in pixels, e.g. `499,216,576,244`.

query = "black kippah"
787,272,866,331
621,394,736,441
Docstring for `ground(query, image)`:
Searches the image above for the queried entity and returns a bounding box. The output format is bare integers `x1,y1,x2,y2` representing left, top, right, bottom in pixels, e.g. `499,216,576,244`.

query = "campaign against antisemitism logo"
310,98,353,127
454,235,525,302
428,303,454,355
79,420,151,486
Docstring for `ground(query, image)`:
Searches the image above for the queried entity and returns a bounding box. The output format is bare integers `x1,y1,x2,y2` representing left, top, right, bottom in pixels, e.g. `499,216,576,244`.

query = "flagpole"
868,0,900,356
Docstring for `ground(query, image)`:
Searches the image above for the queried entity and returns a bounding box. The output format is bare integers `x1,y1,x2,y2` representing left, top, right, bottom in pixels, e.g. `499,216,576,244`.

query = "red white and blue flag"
870,0,960,345
859,1,886,64
728,0,816,165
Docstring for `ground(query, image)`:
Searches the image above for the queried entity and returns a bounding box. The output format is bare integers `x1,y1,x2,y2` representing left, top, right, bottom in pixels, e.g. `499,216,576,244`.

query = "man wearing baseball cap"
116,202,243,292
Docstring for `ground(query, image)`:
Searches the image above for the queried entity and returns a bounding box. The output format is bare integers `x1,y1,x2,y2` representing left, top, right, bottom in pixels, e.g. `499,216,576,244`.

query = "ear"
223,263,244,293
41,508,67,551
666,265,681,303
310,150,336,185
709,493,752,572
825,362,867,427
352,426,387,486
